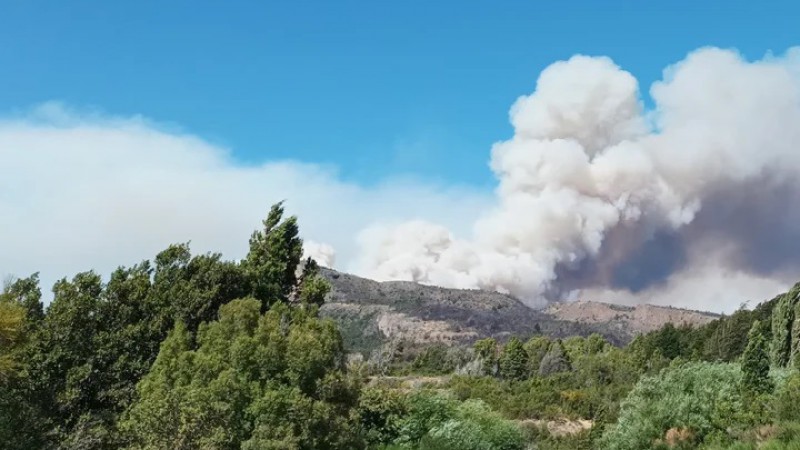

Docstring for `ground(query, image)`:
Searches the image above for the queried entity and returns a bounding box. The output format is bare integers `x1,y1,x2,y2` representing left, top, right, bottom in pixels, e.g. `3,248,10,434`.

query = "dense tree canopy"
0,203,333,449
121,298,359,449
600,362,746,450
3,201,800,449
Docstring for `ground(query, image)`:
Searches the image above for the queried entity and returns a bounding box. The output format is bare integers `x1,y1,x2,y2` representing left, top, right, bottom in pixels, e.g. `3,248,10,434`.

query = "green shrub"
395,392,457,445
599,362,746,450
411,344,471,375
776,372,800,421
474,338,498,376
358,387,409,445
499,338,528,381
388,392,524,450
418,399,524,450
120,299,362,449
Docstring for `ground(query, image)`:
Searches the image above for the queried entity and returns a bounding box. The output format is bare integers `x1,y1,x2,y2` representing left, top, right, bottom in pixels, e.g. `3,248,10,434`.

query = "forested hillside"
2,206,800,449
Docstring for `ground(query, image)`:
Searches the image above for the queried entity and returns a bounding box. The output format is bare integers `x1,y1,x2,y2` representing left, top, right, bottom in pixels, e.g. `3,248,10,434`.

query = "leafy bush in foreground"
392,393,524,450
120,298,361,449
600,362,747,450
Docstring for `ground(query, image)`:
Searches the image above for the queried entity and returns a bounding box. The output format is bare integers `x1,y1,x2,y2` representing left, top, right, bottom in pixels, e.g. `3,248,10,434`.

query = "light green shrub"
599,362,745,450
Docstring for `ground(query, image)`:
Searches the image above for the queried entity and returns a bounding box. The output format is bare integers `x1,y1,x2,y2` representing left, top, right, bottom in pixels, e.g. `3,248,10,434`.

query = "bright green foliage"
772,283,800,367
584,333,608,355
10,197,800,450
626,335,657,372
600,362,746,450
392,393,524,450
775,372,800,421
1,273,44,327
696,422,800,449
448,343,640,423
562,336,590,359
121,298,359,449
740,320,772,394
474,338,498,376
499,337,528,381
0,299,31,444
23,254,251,447
643,295,781,366
560,335,610,368
395,392,458,445
0,279,48,450
244,202,304,307
564,344,640,422
0,300,25,379
357,387,409,445
418,399,525,450
295,258,331,307
4,203,330,448
242,202,330,308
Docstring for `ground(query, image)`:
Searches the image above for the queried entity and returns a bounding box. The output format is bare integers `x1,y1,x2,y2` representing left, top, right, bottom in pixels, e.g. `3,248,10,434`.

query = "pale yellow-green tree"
0,300,25,380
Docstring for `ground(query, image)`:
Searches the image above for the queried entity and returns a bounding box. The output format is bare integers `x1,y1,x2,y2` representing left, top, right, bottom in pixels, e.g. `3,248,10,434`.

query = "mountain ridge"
318,268,719,355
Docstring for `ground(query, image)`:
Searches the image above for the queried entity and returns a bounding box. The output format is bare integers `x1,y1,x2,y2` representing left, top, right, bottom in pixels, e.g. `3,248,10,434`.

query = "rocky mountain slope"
546,301,719,335
319,269,719,355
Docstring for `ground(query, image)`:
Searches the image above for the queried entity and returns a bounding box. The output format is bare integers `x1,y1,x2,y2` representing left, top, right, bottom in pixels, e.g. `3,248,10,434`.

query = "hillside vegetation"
1,205,799,449
319,268,718,356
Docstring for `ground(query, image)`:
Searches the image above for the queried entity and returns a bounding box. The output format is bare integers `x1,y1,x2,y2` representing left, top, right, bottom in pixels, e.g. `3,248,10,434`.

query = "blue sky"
3,1,800,311
1,0,798,187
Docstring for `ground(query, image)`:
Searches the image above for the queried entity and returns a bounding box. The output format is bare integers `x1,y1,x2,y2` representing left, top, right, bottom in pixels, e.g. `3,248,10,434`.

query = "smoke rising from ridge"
354,47,800,310
3,47,799,314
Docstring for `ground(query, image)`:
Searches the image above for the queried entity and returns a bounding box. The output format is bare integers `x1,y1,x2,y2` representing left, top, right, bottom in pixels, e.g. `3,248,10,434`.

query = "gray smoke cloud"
353,47,800,311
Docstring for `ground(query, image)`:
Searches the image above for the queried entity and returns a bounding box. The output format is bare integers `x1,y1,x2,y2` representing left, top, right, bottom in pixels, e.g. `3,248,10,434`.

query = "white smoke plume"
4,47,800,314
355,47,800,310
0,104,490,302
303,241,337,268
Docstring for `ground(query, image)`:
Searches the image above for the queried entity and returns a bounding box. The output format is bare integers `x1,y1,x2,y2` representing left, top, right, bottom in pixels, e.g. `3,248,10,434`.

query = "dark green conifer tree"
741,320,772,394
499,337,528,381
771,283,800,367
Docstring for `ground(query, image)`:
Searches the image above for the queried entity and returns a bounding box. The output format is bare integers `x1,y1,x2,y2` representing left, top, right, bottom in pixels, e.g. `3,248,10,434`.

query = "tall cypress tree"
771,283,800,367
792,300,800,369
243,202,304,308
742,320,772,394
